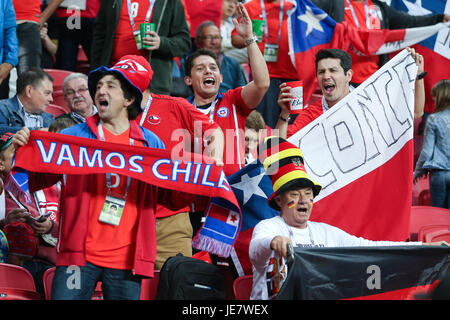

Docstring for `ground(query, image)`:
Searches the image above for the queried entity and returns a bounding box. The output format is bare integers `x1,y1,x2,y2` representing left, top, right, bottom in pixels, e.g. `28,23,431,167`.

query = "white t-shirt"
249,216,422,300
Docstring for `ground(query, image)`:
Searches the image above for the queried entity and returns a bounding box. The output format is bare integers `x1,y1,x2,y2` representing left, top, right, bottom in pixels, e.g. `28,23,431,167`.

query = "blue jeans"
429,170,450,209
51,261,141,300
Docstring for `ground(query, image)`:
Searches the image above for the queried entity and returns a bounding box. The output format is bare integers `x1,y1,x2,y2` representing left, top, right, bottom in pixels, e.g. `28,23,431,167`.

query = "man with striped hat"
249,136,437,300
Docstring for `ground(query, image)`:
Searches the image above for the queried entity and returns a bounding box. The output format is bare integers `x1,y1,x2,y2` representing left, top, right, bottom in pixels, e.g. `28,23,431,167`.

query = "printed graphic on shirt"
216,106,229,118
146,114,161,125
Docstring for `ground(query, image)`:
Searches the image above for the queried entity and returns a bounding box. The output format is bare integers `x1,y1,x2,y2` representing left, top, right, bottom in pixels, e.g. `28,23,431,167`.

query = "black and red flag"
276,246,450,300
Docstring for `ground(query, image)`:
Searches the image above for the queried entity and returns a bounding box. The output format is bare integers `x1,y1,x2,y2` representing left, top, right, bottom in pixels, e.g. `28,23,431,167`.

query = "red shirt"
85,126,144,270
13,0,40,22
184,0,222,38
136,93,219,218
287,98,323,138
56,0,100,18
344,0,381,84
189,86,252,176
242,0,297,79
111,0,153,65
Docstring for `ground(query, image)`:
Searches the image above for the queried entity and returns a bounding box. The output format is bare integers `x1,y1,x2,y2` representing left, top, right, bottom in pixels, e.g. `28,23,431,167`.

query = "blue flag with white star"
228,159,279,276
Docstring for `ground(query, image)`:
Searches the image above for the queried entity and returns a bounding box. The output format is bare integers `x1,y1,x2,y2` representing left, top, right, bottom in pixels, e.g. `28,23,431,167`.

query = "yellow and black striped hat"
258,136,321,210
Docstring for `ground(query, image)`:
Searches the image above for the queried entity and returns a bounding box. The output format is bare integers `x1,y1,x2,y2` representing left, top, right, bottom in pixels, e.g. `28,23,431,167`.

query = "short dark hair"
184,49,222,77
16,68,53,95
97,72,141,120
315,49,352,74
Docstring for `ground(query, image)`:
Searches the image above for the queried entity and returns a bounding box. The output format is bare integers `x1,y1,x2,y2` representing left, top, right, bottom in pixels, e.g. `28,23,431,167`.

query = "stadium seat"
418,225,450,242
233,275,253,300
51,90,70,112
140,271,160,300
76,45,90,75
46,104,69,117
0,263,41,300
412,175,430,206
409,206,450,241
44,69,72,92
43,267,103,300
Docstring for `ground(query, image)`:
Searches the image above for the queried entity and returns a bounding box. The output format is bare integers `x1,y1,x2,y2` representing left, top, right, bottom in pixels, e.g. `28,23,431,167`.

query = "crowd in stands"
0,0,448,300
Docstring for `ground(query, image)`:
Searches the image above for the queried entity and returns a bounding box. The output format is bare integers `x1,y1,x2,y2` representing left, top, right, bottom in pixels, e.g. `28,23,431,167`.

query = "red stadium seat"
44,69,72,92
233,275,253,300
418,225,450,242
51,90,70,112
140,271,160,300
0,263,41,300
412,175,430,206
410,206,450,241
46,104,69,117
43,267,103,300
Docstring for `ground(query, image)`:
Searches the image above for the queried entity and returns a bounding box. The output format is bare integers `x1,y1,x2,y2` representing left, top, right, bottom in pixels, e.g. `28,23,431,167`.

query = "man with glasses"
56,73,97,125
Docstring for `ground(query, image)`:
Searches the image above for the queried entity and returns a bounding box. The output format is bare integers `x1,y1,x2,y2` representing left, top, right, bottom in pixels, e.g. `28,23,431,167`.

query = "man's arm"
234,3,270,109
406,47,425,119
143,0,191,57
39,0,64,27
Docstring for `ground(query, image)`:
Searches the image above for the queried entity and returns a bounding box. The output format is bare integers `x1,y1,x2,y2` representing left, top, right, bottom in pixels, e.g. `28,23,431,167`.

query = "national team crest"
147,115,161,125
216,106,229,118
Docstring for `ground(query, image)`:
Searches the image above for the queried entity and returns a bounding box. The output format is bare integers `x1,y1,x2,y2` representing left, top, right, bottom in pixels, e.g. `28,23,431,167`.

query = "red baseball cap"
88,55,154,110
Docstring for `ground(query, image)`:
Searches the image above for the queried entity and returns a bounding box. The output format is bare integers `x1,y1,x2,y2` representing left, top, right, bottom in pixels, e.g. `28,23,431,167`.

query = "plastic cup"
140,23,155,49
252,19,265,42
286,81,303,114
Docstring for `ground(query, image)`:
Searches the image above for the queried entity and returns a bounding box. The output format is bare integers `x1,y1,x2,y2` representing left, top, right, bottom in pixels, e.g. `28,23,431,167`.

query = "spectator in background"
184,3,269,177
195,20,247,93
54,0,100,71
221,0,248,64
232,0,298,129
56,72,96,124
244,110,266,165
414,79,450,209
0,131,58,298
12,0,63,74
0,68,54,135
0,0,18,100
279,48,425,139
311,0,450,86
91,0,191,95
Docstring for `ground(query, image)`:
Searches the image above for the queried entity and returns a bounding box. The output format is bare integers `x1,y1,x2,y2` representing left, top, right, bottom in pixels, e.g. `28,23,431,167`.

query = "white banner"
288,49,416,202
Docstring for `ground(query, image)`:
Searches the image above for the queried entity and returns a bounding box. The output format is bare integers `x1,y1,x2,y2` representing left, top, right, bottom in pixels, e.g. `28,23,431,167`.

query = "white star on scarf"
297,4,328,37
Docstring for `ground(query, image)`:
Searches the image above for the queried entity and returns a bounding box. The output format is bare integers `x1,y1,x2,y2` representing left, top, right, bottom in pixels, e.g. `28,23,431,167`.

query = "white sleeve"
329,225,422,247
249,219,282,268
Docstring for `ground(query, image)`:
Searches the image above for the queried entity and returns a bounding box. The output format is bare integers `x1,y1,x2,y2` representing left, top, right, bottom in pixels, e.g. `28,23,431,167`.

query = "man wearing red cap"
120,54,225,269
249,136,446,300
12,57,191,299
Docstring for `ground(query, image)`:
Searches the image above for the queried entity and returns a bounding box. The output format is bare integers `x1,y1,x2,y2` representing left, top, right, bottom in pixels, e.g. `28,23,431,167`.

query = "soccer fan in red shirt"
184,3,270,177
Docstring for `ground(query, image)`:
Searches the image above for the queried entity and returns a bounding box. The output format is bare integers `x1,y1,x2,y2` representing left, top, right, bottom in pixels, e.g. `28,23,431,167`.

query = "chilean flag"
287,0,450,106
228,160,279,276
390,0,450,114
